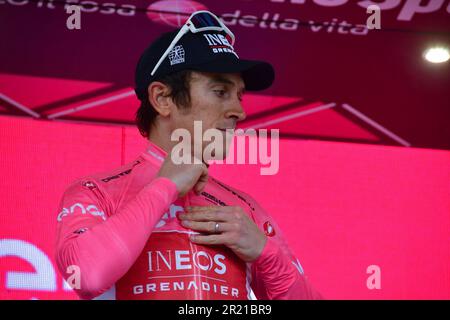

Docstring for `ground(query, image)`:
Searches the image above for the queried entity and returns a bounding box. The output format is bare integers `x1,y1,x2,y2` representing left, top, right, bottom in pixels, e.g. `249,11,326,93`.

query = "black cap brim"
189,56,275,91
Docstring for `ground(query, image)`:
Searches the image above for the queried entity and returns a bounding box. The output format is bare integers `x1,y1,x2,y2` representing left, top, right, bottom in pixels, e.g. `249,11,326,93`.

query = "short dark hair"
135,70,192,138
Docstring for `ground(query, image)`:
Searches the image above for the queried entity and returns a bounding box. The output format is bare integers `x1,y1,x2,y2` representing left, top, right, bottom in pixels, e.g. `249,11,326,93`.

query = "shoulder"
91,157,145,186
61,156,148,201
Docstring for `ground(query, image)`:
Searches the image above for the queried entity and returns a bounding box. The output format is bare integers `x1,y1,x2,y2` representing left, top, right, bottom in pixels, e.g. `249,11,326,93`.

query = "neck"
148,122,178,155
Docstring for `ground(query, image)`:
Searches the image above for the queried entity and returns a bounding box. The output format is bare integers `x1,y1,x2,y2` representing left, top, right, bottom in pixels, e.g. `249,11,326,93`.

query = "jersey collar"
141,139,167,163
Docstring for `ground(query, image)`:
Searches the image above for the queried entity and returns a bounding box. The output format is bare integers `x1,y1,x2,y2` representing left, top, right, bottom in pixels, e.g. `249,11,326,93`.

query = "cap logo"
203,34,239,58
168,45,185,65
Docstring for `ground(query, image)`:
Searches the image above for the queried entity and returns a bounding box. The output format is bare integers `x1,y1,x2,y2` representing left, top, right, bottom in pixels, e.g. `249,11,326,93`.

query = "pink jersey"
55,140,322,300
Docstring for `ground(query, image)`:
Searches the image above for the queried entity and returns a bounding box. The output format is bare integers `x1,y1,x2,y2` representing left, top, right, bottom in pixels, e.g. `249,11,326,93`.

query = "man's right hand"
157,155,208,197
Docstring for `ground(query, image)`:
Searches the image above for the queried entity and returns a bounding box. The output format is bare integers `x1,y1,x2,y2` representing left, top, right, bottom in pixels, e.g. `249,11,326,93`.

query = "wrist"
249,235,268,262
252,237,278,265
150,176,179,203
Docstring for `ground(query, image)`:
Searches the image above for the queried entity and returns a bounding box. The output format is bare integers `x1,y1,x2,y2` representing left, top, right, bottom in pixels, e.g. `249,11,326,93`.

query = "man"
55,11,322,300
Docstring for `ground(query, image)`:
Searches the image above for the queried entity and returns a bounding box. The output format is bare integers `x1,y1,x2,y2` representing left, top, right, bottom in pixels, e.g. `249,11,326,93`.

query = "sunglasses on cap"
150,10,235,77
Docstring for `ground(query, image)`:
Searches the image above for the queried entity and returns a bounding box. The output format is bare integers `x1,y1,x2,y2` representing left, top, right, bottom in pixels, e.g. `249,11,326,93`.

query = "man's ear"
147,81,172,117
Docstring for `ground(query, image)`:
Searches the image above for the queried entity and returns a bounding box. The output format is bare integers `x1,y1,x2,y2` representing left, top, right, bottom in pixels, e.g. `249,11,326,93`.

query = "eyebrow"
208,76,246,93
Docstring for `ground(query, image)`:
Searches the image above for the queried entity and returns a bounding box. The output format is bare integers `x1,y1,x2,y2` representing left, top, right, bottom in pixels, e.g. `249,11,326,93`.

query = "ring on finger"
214,222,220,233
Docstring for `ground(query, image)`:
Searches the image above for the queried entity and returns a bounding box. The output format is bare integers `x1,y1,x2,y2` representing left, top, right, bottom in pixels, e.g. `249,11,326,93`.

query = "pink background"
0,115,449,299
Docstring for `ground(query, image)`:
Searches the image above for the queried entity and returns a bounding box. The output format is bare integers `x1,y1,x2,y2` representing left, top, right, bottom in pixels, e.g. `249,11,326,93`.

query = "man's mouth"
217,128,235,132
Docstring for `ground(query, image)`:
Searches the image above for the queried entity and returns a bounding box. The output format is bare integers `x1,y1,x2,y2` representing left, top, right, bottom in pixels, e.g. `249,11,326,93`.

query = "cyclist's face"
171,71,246,161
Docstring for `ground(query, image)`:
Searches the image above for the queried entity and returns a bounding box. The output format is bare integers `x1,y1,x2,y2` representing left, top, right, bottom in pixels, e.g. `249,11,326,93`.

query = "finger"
186,206,219,212
189,233,228,245
181,220,234,233
193,165,209,195
179,210,230,222
189,206,239,214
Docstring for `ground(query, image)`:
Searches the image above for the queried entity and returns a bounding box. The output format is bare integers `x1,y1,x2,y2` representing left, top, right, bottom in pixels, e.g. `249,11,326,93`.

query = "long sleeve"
239,191,323,300
252,237,323,300
55,177,178,300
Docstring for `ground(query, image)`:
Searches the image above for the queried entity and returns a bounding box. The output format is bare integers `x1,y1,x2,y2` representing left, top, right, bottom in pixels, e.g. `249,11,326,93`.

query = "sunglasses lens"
190,12,222,29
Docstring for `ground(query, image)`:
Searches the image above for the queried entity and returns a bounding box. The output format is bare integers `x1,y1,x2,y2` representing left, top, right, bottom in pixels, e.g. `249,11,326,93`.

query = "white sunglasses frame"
150,10,236,77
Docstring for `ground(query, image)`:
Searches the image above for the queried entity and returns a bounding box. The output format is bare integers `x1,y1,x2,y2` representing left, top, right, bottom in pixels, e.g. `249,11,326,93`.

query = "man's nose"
225,100,246,123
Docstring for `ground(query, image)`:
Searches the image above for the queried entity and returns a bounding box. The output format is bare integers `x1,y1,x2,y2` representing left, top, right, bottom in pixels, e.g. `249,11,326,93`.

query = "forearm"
252,238,322,300
55,177,178,299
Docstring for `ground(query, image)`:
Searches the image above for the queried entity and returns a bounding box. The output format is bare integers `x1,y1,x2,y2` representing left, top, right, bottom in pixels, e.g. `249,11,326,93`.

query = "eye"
213,89,227,98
